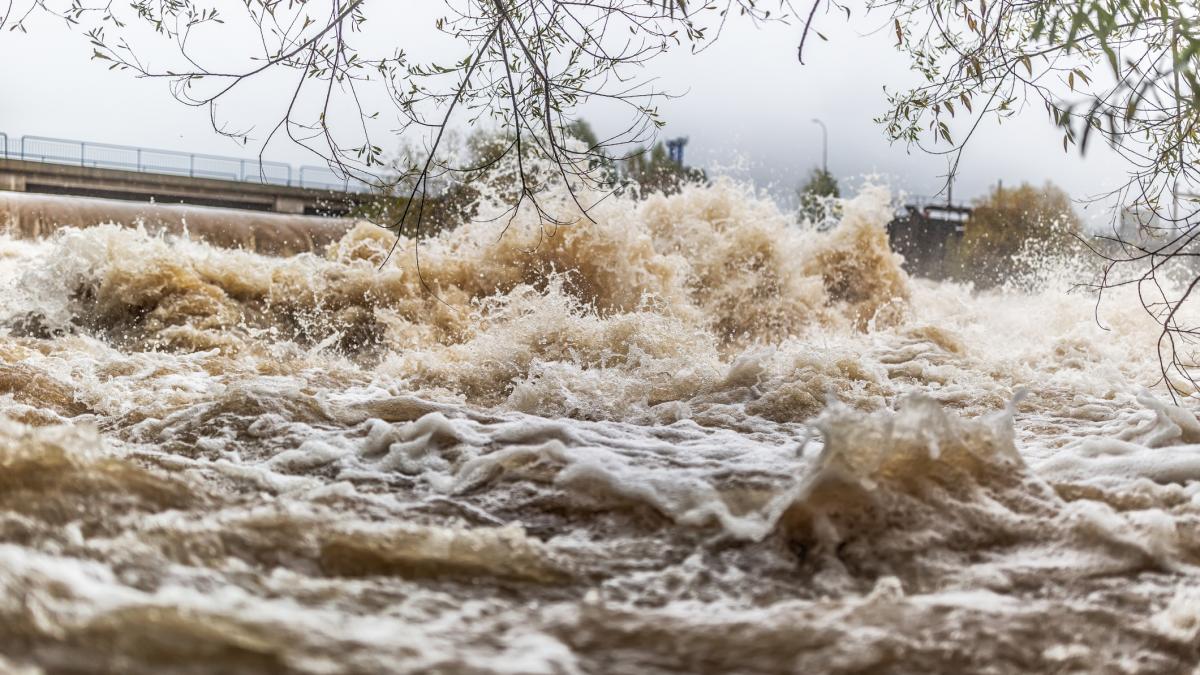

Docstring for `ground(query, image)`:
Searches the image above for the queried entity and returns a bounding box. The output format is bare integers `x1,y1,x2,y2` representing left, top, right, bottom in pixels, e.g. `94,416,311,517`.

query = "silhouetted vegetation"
954,182,1082,286
622,142,706,197
797,168,840,228
351,122,704,233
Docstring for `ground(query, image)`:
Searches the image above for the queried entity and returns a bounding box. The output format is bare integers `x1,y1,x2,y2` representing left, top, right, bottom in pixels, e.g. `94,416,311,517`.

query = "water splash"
0,177,1197,673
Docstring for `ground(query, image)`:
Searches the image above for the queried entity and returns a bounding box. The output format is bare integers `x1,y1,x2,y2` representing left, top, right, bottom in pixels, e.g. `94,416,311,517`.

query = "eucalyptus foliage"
870,0,1200,214
850,0,1200,396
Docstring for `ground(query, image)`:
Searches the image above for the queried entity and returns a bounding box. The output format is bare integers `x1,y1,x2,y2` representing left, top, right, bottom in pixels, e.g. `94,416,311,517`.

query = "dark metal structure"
887,202,972,279
665,137,688,165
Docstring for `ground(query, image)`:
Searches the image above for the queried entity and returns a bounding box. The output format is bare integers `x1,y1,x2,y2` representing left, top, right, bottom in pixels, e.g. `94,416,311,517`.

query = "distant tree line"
903,181,1084,286
802,167,1084,286
353,120,705,234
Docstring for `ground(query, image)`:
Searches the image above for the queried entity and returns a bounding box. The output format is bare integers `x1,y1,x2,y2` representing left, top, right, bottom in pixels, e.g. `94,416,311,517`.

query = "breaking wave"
0,176,1198,673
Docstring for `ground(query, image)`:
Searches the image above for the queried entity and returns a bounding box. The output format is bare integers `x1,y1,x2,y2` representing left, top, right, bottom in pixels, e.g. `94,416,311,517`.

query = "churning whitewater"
0,178,1199,674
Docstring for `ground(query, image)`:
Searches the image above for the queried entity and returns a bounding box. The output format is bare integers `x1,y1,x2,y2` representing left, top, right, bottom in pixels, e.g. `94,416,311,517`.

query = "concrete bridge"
0,134,377,216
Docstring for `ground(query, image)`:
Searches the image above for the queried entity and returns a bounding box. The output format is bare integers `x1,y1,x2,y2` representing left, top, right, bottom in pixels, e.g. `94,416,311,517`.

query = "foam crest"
4,175,1200,672
3,181,912,421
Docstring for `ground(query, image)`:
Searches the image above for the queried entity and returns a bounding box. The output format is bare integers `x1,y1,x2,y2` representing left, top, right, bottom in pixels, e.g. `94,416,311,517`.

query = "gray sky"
0,3,1130,217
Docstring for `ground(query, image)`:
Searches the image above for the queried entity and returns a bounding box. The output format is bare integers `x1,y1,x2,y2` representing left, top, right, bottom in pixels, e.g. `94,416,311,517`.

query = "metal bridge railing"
3,133,373,193
298,166,373,193
298,165,363,192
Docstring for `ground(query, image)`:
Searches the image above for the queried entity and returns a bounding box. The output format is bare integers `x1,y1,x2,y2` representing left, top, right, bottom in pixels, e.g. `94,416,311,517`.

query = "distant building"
887,203,971,279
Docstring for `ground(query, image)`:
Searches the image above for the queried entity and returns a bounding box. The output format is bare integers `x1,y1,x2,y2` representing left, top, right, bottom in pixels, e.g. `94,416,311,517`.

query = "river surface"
0,182,1198,674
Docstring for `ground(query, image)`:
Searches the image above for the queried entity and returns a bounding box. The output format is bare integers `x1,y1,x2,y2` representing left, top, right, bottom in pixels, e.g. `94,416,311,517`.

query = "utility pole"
811,118,828,174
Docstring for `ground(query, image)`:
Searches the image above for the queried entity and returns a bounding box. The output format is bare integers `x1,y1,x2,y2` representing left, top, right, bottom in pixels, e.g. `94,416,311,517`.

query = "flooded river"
0,181,1197,673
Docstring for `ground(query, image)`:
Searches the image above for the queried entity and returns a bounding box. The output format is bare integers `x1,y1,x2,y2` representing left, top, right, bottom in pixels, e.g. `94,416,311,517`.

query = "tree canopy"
797,168,840,228
957,181,1082,286
868,0,1200,209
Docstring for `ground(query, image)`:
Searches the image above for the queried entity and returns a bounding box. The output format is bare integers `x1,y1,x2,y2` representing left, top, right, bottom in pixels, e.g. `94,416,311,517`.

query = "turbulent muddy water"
0,180,1199,674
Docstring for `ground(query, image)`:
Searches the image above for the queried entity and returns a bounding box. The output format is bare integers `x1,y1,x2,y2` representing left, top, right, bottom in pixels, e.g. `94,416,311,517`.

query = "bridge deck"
0,157,373,216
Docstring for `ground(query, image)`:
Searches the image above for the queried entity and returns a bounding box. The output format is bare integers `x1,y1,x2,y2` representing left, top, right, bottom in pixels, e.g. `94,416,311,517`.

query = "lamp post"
811,118,828,174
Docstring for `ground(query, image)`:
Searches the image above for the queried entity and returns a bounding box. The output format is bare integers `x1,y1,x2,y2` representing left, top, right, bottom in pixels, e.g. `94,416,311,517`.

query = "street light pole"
811,118,828,174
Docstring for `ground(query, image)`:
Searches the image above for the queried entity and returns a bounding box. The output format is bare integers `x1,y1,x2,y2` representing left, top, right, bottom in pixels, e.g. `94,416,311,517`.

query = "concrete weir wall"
0,191,356,256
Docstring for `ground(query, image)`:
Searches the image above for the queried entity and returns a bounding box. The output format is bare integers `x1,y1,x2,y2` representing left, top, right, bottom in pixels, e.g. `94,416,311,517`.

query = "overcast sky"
0,2,1131,218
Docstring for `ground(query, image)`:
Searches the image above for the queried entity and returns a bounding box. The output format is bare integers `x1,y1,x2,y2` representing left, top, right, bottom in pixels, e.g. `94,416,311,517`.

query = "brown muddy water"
0,181,1198,674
